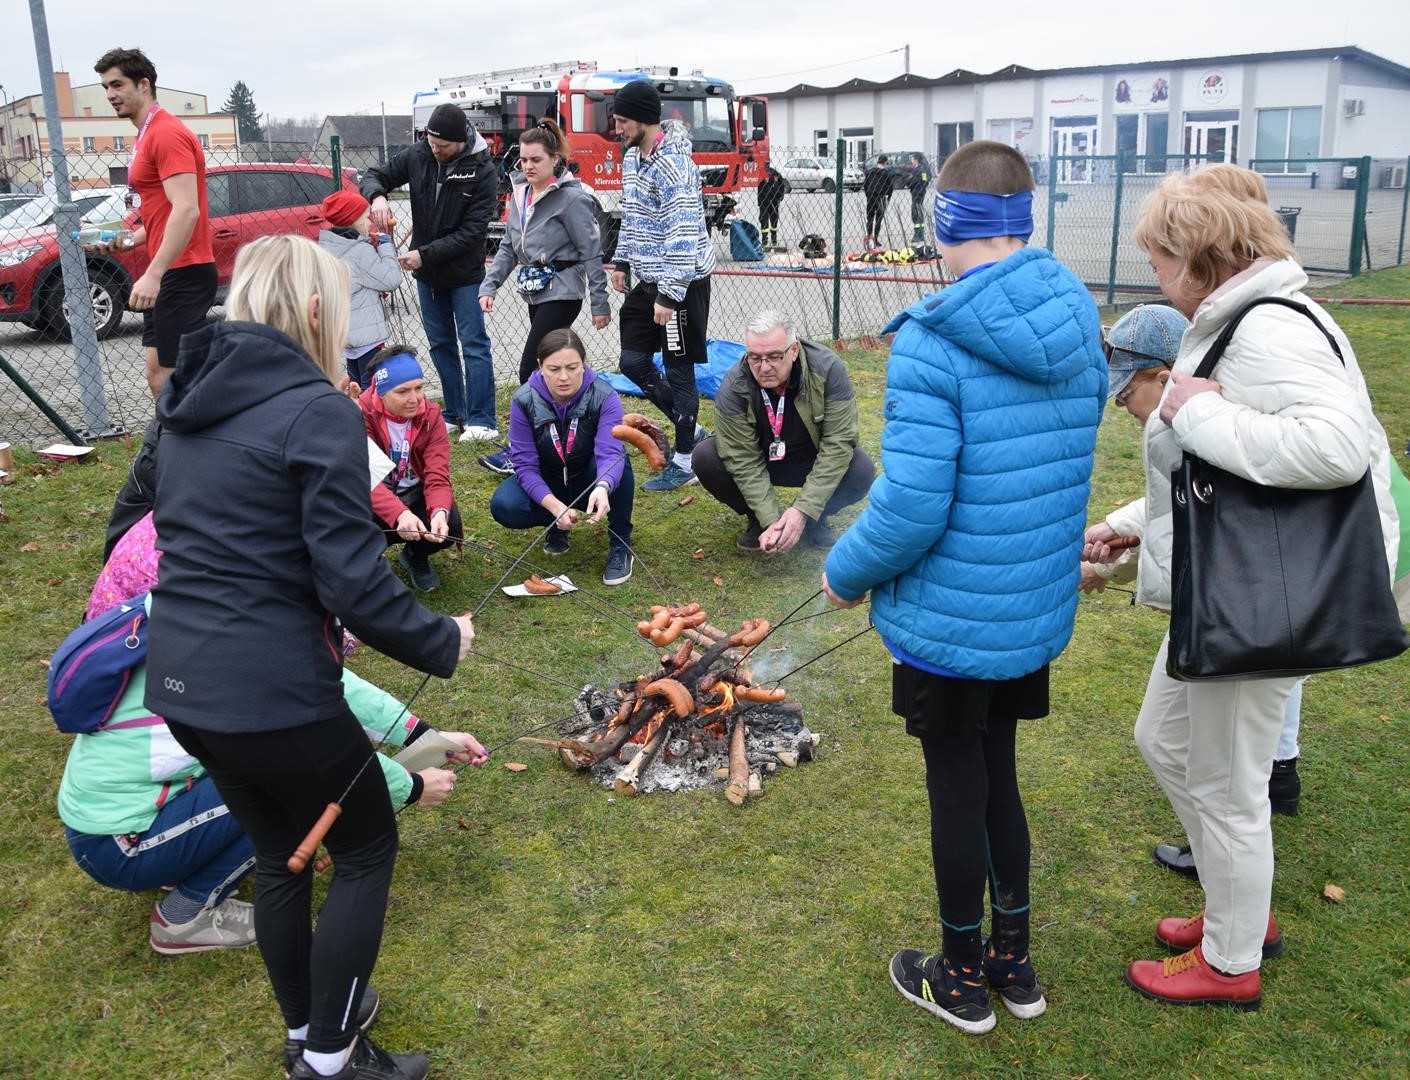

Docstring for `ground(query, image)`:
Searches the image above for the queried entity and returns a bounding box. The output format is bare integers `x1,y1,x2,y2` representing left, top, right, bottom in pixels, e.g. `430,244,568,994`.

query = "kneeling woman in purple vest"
489,327,637,586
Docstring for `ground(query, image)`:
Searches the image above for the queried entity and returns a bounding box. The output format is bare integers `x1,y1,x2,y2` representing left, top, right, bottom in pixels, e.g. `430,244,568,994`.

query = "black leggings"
919,718,1031,966
518,298,583,385
167,708,398,1054
865,201,887,241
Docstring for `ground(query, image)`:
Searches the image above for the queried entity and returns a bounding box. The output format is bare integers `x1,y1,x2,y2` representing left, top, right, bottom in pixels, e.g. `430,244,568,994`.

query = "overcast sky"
3,0,1407,118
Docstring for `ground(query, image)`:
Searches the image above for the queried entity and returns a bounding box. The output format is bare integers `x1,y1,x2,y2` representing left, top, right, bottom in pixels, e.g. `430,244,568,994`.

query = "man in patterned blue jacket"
611,78,715,492
822,141,1107,1036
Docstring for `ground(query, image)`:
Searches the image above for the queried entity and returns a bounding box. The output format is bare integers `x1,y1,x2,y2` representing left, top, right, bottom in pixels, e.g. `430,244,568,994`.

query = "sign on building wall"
1196,70,1229,105
1113,73,1171,110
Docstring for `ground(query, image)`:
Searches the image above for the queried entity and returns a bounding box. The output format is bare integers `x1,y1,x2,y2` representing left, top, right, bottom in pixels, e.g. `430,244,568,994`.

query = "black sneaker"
1153,842,1199,880
603,545,634,586
803,519,837,549
737,525,763,553
888,949,995,1034
544,528,571,555
283,986,380,1076
397,548,439,592
287,1031,426,1080
983,941,1047,1019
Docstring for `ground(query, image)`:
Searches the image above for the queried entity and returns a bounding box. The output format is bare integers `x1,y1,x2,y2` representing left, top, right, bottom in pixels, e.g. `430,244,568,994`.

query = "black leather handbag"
1167,297,1409,681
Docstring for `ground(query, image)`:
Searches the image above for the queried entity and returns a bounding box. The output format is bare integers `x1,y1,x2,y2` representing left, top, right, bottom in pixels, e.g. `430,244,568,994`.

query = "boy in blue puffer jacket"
822,141,1107,1035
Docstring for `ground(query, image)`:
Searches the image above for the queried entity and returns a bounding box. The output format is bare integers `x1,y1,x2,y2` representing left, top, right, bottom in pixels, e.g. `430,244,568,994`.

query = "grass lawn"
1,268,1408,1077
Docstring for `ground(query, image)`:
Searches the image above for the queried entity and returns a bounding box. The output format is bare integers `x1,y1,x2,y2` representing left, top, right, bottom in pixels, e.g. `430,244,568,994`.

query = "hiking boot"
603,544,634,586
888,949,996,1034
1155,909,1283,959
150,896,257,955
477,447,513,476
544,527,571,556
803,518,837,550
1125,945,1261,1010
1153,842,1199,880
643,462,697,492
287,1031,428,1080
397,549,439,592
983,941,1047,1019
737,525,763,553
459,424,500,444
1269,757,1301,816
283,986,380,1076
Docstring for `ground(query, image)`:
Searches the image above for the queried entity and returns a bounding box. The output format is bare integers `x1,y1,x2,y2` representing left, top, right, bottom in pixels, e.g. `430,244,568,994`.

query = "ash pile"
544,604,821,802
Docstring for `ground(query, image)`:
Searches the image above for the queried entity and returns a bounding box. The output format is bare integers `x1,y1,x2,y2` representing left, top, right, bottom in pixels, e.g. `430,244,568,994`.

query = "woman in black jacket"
145,235,478,1080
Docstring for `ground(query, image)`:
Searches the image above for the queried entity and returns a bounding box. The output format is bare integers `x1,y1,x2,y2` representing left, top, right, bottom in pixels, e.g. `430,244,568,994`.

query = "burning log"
725,713,750,805
614,718,672,796
556,701,662,769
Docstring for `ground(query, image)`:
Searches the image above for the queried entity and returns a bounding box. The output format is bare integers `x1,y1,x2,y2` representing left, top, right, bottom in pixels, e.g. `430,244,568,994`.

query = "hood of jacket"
655,119,694,159
885,247,1100,386
318,227,366,256
157,322,331,434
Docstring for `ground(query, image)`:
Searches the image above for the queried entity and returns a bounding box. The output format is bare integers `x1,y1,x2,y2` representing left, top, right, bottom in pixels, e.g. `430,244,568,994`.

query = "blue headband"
932,189,1035,244
373,352,423,395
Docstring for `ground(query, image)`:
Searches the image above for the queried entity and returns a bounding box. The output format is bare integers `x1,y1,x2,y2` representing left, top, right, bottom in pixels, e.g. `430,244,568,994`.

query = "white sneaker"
444,419,462,436
459,425,500,443
150,896,257,955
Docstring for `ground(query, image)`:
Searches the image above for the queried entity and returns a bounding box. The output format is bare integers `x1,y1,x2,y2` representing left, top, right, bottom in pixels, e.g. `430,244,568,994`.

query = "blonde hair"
1187,162,1270,204
225,234,350,382
1133,168,1298,298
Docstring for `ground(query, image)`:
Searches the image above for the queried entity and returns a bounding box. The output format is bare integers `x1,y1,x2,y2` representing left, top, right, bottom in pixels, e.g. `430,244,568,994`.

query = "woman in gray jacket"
478,120,610,472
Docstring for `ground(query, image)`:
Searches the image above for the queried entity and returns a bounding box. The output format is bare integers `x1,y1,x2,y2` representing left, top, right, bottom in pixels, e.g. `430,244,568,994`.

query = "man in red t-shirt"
95,47,216,396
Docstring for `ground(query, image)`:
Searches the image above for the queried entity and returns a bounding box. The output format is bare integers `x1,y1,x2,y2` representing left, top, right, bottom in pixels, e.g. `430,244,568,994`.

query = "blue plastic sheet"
602,338,745,400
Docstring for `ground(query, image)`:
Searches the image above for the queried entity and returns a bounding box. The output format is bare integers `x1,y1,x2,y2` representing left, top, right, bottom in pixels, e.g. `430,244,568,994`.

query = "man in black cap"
363,104,501,443
611,78,715,492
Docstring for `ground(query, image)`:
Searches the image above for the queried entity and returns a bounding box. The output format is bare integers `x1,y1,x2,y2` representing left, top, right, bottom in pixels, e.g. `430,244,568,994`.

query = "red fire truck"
411,61,770,257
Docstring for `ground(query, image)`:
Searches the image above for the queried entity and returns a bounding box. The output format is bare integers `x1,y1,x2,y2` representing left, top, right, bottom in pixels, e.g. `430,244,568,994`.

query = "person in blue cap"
821,140,1107,1035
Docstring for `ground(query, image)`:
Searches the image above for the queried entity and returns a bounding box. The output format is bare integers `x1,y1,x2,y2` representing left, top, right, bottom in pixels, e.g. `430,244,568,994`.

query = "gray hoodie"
318,226,405,352
479,171,609,316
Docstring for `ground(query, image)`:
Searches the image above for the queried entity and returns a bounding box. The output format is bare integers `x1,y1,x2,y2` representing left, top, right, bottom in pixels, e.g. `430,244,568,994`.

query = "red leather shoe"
1125,946,1261,1009
1156,909,1283,958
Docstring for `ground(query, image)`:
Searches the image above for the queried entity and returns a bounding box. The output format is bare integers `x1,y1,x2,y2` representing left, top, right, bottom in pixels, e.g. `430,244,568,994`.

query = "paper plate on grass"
38,444,94,461
502,574,577,597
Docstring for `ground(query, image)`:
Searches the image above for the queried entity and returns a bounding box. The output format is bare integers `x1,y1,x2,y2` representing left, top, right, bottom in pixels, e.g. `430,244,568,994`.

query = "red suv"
0,163,359,339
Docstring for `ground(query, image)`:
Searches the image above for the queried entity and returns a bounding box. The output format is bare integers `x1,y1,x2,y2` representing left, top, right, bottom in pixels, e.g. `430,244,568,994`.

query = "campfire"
528,604,819,801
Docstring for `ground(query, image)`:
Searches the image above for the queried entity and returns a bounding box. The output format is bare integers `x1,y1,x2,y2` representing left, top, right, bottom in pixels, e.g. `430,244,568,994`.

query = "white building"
764,45,1410,186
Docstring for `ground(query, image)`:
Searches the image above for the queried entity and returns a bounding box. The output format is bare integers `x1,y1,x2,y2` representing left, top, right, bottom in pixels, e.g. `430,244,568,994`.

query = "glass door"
1183,120,1238,164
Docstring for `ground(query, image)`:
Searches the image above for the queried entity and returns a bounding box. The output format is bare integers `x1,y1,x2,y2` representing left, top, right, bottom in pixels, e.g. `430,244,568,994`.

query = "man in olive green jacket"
693,310,875,553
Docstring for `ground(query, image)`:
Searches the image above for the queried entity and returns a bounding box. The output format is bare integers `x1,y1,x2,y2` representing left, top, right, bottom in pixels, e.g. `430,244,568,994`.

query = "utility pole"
28,0,111,437
904,44,911,76
381,101,388,164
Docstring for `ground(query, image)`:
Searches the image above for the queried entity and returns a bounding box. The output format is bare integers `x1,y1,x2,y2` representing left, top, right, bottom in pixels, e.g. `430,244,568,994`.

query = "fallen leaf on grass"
678,495,694,506
457,816,468,829
20,541,40,552
46,578,61,587
503,762,528,772
1323,883,1347,903
691,548,704,559
39,659,51,670
713,576,723,586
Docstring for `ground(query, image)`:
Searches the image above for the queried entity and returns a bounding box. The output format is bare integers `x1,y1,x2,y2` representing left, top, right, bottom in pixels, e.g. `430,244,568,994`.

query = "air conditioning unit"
1342,98,1365,118
1383,163,1407,189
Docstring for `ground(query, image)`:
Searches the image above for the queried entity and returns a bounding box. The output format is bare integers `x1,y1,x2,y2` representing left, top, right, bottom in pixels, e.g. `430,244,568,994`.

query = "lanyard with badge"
125,104,164,210
760,388,786,461
551,417,578,484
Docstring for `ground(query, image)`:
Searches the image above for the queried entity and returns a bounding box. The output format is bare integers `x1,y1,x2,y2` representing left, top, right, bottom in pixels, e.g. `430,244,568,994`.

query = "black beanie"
426,103,469,142
613,80,661,124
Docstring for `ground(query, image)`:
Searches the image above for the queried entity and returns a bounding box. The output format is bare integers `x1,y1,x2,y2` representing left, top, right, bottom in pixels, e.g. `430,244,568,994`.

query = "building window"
1115,113,1170,173
1254,107,1321,173
1050,116,1098,182
987,118,1034,157
813,129,829,156
199,134,210,150
839,126,873,163
113,135,125,152
935,122,973,167
82,136,96,153
1182,109,1239,165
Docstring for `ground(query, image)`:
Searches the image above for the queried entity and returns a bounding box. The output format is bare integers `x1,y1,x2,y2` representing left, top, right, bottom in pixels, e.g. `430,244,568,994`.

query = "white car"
776,156,864,193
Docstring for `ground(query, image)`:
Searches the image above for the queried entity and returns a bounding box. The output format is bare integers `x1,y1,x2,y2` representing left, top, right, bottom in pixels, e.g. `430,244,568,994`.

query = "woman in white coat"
1085,168,1401,1009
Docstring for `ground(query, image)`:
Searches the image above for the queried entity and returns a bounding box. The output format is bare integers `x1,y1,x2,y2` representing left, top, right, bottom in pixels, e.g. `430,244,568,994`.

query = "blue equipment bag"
730,219,764,262
47,592,149,733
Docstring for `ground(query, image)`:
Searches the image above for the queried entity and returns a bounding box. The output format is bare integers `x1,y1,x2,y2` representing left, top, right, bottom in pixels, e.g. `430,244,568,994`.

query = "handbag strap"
1192,297,1344,381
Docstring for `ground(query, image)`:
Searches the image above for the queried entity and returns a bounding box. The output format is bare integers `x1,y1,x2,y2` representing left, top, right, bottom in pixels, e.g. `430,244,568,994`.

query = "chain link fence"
4,139,1408,448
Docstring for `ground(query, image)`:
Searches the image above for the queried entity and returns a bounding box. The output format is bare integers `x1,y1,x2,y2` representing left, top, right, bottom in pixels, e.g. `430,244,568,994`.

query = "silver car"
776,156,864,193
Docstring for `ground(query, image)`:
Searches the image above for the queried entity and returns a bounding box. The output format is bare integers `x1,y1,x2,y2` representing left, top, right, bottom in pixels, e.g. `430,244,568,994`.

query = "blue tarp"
730,219,764,261
602,338,745,401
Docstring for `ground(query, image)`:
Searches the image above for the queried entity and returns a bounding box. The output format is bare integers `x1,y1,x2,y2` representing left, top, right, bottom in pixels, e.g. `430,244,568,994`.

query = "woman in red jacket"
358,345,464,591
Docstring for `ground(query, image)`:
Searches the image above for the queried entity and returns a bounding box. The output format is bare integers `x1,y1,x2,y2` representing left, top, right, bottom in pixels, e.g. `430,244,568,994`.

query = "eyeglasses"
744,345,795,367
1101,336,1169,365
1113,366,1168,408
